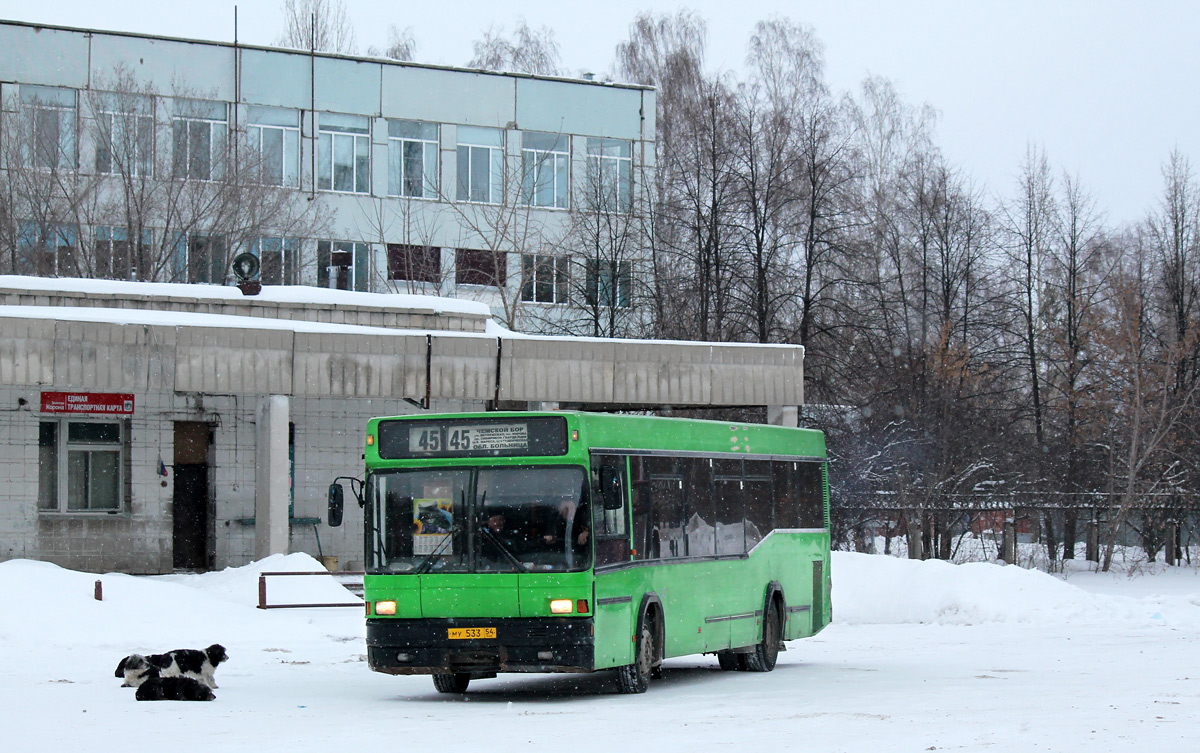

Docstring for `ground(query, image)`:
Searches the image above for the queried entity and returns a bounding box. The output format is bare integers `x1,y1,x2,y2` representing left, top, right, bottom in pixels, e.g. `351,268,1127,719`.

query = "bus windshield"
367,465,591,574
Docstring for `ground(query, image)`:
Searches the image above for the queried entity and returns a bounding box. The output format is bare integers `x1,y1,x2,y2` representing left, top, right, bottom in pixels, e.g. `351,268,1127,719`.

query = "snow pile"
151,552,361,608
831,551,1200,627
0,553,362,672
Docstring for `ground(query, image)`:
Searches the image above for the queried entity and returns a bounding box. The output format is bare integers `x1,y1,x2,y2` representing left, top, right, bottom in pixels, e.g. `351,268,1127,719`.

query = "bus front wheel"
432,672,471,693
616,621,655,694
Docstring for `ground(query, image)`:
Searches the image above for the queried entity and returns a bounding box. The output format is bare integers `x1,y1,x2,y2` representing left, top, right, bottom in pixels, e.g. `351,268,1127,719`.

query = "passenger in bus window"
481,511,521,560
542,498,590,548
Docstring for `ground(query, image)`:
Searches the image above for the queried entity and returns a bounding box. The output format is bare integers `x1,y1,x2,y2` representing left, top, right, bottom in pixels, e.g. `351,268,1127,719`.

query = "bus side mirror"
328,483,344,527
600,466,622,510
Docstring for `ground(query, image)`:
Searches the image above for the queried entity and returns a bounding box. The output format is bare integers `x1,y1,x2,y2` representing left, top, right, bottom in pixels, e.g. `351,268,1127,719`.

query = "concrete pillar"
767,405,799,427
1001,518,1017,564
255,395,291,561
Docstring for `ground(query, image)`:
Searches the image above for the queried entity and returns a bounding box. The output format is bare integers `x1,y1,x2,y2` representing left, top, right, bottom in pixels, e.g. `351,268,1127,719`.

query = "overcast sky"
1,0,1197,226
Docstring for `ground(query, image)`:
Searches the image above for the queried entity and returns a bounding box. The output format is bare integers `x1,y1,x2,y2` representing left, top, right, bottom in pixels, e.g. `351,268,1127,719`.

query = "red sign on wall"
40,392,135,415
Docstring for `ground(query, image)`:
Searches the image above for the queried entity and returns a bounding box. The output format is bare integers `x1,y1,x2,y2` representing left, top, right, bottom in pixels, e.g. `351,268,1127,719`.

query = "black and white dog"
135,676,216,702
115,644,228,689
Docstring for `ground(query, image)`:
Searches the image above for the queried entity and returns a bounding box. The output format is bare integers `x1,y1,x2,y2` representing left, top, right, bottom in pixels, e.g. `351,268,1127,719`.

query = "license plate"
448,627,496,640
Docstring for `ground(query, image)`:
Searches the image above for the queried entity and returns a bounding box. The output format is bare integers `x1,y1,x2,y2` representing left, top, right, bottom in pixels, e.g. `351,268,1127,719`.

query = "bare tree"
1041,173,1112,558
0,67,327,285
352,194,446,295
550,153,652,338
278,0,357,54
1096,230,1200,571
614,9,708,338
468,21,562,76
367,25,416,62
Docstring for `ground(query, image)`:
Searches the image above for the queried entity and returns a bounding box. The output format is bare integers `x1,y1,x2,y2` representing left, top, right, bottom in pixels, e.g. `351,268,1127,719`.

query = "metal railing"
256,570,365,609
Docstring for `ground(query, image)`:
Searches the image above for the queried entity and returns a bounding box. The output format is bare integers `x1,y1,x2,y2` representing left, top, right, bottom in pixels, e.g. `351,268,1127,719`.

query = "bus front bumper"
366,617,595,675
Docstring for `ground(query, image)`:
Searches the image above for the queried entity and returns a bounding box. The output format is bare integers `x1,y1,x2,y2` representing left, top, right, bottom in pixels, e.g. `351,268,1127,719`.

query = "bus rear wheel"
432,672,471,693
744,598,782,672
716,651,741,671
616,621,655,694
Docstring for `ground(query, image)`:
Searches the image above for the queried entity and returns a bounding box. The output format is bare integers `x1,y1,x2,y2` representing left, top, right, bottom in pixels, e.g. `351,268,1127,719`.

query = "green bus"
327,411,831,694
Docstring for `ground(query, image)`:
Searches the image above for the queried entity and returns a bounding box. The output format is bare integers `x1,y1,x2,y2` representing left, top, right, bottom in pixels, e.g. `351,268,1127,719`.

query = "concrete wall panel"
0,25,89,88
0,317,54,386
91,35,234,100
315,56,381,115
292,332,424,398
501,338,616,403
174,327,294,394
430,335,497,401
516,78,644,140
239,48,312,108
612,340,711,405
382,66,514,127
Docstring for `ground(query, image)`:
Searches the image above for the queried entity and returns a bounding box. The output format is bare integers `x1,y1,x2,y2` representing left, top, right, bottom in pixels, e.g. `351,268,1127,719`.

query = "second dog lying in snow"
115,644,228,689
135,676,216,702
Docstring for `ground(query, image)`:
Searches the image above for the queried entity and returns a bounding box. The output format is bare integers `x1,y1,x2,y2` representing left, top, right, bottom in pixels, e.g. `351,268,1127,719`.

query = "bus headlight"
375,600,397,615
549,599,573,614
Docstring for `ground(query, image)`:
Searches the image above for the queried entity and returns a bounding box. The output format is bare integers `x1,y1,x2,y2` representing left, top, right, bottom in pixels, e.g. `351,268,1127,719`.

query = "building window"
39,420,126,513
520,253,569,303
173,234,227,284
17,221,77,277
387,243,441,283
388,120,438,199
248,106,300,187
22,85,77,170
318,240,371,291
318,113,370,193
586,137,633,213
94,94,154,177
456,248,506,287
456,126,503,204
171,99,228,181
521,132,569,209
94,226,152,280
253,237,301,285
585,259,632,308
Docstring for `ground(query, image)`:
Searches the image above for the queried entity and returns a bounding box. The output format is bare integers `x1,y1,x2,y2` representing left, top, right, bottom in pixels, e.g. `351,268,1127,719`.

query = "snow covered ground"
2,552,1198,753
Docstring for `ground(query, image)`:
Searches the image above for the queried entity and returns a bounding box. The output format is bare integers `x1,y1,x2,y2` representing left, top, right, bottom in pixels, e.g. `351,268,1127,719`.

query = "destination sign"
377,416,568,459
409,423,529,454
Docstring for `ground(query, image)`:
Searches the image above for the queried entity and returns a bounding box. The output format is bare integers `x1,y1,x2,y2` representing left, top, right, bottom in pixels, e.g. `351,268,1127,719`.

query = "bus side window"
684,456,715,557
796,462,824,528
772,461,799,529
713,458,745,556
630,456,653,560
743,459,772,549
591,454,630,566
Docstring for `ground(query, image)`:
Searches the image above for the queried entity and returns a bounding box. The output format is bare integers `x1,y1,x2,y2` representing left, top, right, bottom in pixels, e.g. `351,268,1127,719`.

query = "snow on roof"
0,275,492,318
0,305,505,339
0,276,804,352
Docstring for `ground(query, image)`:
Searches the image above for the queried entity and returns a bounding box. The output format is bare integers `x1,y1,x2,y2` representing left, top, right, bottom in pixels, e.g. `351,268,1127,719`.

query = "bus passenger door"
591,454,636,669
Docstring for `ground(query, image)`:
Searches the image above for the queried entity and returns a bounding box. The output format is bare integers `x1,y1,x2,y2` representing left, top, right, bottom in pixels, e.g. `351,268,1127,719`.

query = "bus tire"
432,672,471,693
716,651,740,671
616,621,654,694
744,597,782,672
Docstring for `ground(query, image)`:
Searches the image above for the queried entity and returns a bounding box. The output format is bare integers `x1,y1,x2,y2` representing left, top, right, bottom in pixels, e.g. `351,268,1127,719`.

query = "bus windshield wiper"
414,524,460,574
479,526,529,573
